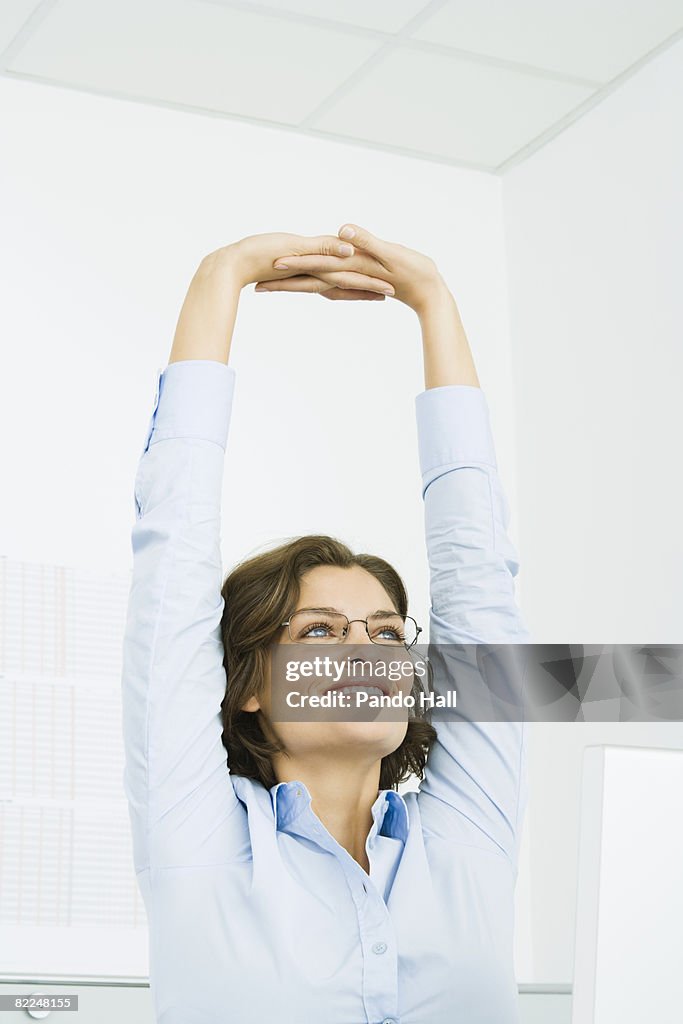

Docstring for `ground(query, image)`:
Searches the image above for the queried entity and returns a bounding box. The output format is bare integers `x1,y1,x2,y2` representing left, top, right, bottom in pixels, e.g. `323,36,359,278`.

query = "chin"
328,719,407,753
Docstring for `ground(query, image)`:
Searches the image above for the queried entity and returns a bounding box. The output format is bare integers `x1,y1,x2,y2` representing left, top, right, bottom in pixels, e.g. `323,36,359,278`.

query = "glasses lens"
367,613,416,647
288,610,348,643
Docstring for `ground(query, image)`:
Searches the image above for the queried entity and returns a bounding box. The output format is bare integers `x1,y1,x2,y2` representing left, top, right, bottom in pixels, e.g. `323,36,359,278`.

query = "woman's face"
242,565,413,767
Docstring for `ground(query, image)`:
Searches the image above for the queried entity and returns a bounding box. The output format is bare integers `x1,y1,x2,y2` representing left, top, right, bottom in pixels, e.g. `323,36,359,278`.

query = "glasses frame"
280,608,423,650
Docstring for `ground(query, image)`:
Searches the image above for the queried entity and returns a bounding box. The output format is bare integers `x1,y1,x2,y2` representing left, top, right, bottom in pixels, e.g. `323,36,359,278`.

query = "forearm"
416,278,480,390
168,249,242,366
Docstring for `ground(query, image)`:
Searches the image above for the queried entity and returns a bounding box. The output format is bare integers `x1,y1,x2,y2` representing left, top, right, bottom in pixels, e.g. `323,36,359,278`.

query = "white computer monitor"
572,745,683,1023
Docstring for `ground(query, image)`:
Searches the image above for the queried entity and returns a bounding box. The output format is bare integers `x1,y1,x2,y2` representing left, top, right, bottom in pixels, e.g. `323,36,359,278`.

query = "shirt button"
295,789,302,797
381,1018,397,1024
372,941,388,955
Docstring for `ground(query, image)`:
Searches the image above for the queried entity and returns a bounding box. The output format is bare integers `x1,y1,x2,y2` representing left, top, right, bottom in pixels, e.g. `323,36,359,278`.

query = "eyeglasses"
281,608,422,648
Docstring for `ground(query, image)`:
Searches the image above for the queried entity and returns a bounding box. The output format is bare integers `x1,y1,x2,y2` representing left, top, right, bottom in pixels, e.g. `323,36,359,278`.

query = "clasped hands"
211,223,446,316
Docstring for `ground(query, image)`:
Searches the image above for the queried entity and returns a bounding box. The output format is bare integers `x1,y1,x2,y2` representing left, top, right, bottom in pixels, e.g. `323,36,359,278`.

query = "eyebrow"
295,606,400,617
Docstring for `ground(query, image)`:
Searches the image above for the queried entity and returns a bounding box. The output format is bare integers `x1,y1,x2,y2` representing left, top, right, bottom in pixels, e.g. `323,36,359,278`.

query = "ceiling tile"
7,0,381,124
310,46,594,169
411,0,683,83
222,0,432,34
0,0,42,55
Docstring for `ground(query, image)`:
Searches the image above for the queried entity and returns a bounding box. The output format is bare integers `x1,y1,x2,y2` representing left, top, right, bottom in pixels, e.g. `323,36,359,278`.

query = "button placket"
358,880,399,1024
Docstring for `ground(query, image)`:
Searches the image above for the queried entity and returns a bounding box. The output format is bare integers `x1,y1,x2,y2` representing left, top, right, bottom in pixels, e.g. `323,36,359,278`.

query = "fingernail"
340,227,355,239
339,243,354,256
274,262,288,269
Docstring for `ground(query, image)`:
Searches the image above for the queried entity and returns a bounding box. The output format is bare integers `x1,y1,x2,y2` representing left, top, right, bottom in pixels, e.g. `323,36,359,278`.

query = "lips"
322,679,392,697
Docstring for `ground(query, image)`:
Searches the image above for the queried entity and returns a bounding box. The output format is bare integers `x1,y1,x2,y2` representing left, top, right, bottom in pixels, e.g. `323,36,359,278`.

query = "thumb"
337,223,386,258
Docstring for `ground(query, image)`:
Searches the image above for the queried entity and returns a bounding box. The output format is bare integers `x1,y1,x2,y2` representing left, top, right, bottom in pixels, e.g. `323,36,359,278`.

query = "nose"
345,618,370,644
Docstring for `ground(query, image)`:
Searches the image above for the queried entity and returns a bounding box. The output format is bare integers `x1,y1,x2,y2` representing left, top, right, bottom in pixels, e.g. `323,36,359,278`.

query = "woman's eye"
304,624,331,637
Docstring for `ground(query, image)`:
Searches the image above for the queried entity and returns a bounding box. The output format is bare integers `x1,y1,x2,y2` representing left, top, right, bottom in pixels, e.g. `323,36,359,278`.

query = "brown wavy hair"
219,534,436,791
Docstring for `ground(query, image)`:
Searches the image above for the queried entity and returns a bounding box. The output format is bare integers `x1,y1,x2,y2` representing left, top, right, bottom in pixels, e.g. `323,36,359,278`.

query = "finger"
255,276,386,300
322,290,386,301
337,223,390,268
271,235,389,279
255,275,330,293
284,233,358,259
256,278,386,300
269,261,394,295
272,254,347,274
273,250,386,276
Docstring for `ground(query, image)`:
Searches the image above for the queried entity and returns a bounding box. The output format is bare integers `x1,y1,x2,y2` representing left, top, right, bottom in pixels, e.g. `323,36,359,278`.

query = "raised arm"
413,277,530,877
121,256,244,875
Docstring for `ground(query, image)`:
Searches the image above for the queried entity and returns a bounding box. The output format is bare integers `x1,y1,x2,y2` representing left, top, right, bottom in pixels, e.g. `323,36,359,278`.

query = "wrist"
412,273,452,317
198,244,246,289
415,278,480,388
169,250,243,365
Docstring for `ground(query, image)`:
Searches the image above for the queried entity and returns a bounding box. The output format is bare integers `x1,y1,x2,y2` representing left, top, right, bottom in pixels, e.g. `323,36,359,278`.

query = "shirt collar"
269,779,409,842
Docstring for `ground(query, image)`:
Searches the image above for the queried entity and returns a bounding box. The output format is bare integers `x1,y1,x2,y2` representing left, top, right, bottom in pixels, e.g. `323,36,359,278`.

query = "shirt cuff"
415,385,497,493
142,359,237,453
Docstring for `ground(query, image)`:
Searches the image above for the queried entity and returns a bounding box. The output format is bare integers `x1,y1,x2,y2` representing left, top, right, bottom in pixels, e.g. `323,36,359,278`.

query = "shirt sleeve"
121,359,243,873
414,385,529,875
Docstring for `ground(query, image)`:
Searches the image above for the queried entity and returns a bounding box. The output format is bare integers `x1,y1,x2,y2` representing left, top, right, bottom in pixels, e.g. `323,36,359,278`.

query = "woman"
122,224,530,1024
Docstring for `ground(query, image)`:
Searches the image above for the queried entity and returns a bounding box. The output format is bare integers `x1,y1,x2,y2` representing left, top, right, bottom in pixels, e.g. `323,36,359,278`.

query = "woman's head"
219,534,436,791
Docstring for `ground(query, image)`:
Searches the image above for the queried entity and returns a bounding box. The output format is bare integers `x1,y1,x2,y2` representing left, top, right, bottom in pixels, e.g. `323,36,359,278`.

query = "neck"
274,753,382,873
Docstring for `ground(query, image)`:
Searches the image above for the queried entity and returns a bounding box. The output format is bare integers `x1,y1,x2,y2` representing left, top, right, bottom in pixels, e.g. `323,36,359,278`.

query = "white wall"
502,38,683,982
503,38,683,645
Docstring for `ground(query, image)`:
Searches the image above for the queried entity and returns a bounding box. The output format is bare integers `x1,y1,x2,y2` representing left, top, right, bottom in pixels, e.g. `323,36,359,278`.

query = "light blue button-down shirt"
121,358,530,1024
